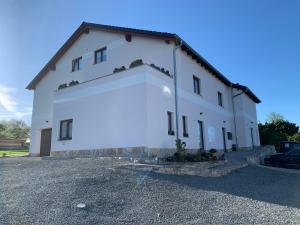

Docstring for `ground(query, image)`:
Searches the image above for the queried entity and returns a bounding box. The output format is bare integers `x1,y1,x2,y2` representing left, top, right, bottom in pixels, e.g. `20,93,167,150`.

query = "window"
289,149,300,155
167,111,174,135
182,116,188,137
193,76,201,95
59,119,73,140
227,132,233,140
94,47,107,64
218,91,223,107
294,143,300,150
72,57,82,72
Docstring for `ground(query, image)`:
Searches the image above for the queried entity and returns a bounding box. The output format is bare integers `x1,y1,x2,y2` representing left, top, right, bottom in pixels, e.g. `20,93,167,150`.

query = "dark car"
278,141,300,153
264,148,300,168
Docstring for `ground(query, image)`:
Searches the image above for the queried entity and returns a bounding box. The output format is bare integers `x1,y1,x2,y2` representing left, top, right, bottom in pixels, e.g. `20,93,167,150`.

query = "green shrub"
269,132,287,150
129,59,143,68
209,149,217,154
175,139,186,152
58,83,68,90
69,80,79,86
150,63,160,71
113,66,126,73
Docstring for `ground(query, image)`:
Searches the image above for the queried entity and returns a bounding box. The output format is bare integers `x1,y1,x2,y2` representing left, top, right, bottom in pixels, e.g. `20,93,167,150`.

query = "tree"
266,112,284,123
288,133,300,142
259,114,299,149
0,120,30,139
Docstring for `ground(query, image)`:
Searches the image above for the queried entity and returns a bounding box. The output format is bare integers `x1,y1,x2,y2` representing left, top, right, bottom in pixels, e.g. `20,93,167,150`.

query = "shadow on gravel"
147,165,300,209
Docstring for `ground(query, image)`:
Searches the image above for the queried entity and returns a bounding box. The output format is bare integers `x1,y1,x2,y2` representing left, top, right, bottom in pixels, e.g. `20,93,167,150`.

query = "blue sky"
0,0,299,125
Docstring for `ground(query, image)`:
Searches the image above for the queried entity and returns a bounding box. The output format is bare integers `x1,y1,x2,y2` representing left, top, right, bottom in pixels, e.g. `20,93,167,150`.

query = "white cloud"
0,85,18,112
0,85,32,121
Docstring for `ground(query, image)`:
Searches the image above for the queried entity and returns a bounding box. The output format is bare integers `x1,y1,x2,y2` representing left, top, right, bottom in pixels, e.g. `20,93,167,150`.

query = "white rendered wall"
30,30,174,154
52,67,148,151
175,50,236,150
29,29,260,155
233,89,260,148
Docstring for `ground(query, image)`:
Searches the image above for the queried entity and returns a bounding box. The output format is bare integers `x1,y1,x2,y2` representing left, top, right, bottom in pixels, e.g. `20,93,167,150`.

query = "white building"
27,22,261,157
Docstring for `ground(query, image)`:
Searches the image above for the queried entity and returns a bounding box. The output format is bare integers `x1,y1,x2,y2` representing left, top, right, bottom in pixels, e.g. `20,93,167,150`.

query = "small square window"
72,57,82,72
218,92,223,107
59,119,73,140
94,47,107,64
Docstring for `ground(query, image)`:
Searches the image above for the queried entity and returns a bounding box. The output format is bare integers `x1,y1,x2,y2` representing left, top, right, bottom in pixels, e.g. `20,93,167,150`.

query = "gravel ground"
1,157,300,225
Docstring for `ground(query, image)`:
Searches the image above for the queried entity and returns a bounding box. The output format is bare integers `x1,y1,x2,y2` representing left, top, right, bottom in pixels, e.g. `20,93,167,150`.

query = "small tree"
175,139,186,161
259,113,299,147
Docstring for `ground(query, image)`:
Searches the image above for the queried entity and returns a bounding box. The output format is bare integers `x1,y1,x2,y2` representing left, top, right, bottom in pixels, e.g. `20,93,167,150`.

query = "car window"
284,143,290,148
289,149,300,155
294,144,300,149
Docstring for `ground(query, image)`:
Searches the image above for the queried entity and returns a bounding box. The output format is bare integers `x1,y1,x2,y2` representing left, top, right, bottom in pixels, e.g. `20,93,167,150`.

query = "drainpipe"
231,86,239,150
173,39,182,140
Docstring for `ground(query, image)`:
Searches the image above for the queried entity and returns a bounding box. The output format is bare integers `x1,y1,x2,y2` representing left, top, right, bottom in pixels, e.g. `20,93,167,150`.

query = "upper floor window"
72,57,82,72
193,75,201,95
218,91,223,107
59,119,73,140
182,115,189,137
94,47,107,64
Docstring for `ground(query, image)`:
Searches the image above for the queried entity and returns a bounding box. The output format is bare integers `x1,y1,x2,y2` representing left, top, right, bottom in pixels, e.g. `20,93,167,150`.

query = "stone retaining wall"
246,145,276,165
50,147,177,158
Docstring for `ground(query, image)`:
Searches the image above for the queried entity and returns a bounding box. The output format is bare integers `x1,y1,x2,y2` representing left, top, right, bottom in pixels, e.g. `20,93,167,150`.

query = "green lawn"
0,149,29,158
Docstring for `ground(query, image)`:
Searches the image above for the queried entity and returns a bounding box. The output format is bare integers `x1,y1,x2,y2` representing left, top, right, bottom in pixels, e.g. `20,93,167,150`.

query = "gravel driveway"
1,157,300,225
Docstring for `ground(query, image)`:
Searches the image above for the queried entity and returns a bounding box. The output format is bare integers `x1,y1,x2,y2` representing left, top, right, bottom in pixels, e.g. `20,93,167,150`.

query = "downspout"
173,39,182,140
231,86,239,150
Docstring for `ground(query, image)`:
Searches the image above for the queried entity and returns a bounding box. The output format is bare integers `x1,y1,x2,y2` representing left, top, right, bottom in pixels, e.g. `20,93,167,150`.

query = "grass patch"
0,149,29,158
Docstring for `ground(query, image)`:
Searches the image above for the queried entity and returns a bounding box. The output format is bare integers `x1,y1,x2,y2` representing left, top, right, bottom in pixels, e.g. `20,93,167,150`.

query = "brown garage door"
40,128,52,156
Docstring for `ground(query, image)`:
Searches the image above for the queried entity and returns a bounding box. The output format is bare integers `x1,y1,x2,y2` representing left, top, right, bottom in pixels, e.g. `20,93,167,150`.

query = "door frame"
198,120,204,150
40,128,52,156
222,127,227,152
250,127,254,149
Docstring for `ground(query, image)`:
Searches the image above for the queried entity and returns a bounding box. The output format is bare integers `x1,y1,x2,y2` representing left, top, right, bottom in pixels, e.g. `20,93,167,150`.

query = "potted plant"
113,66,126,73
69,80,79,86
58,83,68,90
129,59,143,68
175,138,186,161
209,148,217,160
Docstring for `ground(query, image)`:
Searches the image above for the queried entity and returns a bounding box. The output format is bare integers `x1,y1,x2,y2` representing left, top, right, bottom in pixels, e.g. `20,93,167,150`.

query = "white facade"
28,24,261,157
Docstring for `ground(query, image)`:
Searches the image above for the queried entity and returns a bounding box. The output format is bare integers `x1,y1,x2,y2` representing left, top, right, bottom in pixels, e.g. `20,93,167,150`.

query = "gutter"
231,86,253,150
173,39,182,140
231,86,239,150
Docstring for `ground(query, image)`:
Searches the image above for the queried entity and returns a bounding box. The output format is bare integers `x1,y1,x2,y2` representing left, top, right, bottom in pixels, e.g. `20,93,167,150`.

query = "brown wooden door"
40,128,52,156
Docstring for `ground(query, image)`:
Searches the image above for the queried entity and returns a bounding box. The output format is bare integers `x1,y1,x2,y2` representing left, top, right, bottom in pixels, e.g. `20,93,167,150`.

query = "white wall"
52,66,149,151
175,50,236,150
233,89,260,148
30,30,174,154
30,28,260,155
